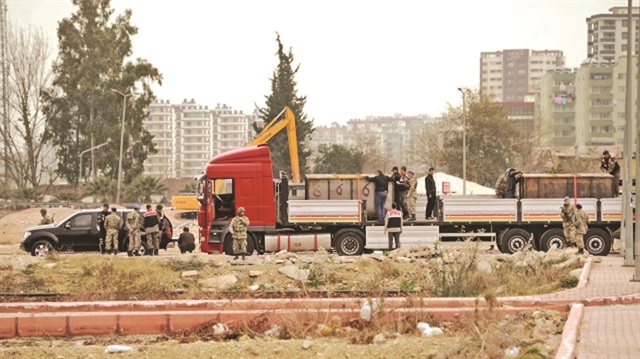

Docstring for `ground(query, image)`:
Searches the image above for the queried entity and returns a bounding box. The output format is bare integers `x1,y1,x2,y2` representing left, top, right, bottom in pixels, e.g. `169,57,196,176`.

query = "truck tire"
223,233,255,256
584,228,611,256
31,240,54,257
540,228,566,252
334,229,365,256
499,228,530,254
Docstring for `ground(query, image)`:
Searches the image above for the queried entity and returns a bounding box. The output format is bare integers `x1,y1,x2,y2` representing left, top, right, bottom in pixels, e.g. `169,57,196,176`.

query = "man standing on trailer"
560,196,578,250
600,150,620,197
365,170,392,221
391,167,406,217
406,170,418,221
495,168,509,198
425,167,437,220
575,203,588,255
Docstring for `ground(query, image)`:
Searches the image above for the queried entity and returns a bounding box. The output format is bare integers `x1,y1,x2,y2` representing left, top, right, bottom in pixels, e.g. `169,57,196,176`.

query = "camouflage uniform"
406,176,418,216
560,203,577,248
126,211,141,252
104,212,121,253
39,215,53,225
229,215,250,255
495,173,507,198
575,208,588,250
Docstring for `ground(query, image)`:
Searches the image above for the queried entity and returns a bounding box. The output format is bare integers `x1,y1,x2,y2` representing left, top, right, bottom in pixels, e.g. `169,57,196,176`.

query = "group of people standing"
365,167,438,251
561,196,589,254
495,168,523,198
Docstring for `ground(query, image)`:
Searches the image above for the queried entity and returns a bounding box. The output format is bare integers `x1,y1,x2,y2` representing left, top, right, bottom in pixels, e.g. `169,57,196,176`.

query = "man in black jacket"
425,167,437,220
365,170,391,221
97,203,110,254
601,150,620,197
505,168,523,198
390,167,407,218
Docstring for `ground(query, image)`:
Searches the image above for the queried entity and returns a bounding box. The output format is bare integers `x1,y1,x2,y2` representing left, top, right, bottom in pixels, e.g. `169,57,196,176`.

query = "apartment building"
174,99,213,178
587,7,640,63
537,69,578,148
480,49,565,102
144,99,175,178
211,104,250,156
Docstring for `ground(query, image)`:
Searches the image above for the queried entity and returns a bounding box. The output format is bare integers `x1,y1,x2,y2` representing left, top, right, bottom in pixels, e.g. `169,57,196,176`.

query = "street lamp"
111,88,133,204
78,139,112,185
457,87,467,195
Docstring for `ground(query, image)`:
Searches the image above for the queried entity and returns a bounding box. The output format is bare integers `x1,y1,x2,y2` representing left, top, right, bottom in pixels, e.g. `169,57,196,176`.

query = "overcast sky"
8,0,625,126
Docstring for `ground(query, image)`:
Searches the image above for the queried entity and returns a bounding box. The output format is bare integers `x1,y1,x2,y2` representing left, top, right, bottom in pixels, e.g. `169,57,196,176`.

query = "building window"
618,86,626,93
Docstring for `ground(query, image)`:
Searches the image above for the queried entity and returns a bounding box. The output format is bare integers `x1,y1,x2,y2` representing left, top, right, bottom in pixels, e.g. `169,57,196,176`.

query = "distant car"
20,209,174,256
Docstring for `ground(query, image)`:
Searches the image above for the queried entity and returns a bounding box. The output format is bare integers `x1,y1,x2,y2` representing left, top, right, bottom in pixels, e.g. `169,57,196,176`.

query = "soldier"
405,170,418,221
178,227,196,254
143,204,160,256
601,150,621,197
560,196,577,251
39,208,53,225
97,203,110,254
126,205,142,257
229,207,250,260
104,207,121,255
575,203,588,255
495,169,509,198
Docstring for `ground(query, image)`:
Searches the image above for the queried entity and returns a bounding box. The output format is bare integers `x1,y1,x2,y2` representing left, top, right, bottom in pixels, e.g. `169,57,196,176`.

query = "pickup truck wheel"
540,228,567,252
499,229,530,254
31,240,54,257
334,229,365,256
584,228,611,256
139,241,149,256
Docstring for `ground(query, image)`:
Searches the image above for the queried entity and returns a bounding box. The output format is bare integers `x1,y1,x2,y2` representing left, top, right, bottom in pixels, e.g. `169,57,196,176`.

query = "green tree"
85,176,117,203
126,175,167,203
435,89,519,187
313,144,365,174
255,33,313,177
43,0,162,185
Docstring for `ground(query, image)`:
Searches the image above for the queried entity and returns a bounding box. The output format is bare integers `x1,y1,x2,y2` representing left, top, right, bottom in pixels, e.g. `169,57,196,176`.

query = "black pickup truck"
20,209,174,256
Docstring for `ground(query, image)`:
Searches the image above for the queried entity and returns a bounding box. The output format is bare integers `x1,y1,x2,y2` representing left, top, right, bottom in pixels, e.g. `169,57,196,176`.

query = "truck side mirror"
198,195,205,205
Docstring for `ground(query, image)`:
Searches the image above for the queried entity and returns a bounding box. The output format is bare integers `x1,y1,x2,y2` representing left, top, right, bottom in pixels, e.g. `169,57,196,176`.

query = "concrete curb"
555,303,584,359
577,256,593,289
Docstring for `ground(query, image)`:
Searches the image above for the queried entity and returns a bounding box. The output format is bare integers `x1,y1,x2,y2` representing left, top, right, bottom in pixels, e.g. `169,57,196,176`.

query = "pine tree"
256,33,313,178
43,0,161,185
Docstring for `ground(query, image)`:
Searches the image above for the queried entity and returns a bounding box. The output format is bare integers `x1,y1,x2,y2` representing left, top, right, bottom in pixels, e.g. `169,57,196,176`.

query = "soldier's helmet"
133,204,141,210
237,207,245,214
156,204,163,210
40,208,47,215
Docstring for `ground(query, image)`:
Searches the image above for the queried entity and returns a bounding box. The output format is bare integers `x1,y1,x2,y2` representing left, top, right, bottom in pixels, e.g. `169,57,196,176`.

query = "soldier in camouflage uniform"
39,208,54,225
126,205,142,257
104,207,122,255
405,170,418,221
495,169,509,198
575,203,588,255
229,207,250,260
560,197,577,251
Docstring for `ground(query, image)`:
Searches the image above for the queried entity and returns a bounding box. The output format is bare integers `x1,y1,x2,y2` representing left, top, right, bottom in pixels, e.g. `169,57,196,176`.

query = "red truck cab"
198,145,276,253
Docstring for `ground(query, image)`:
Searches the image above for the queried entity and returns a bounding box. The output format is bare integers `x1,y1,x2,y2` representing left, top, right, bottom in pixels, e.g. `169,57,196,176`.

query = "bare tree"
352,132,393,173
0,25,56,189
403,119,452,173
512,114,553,173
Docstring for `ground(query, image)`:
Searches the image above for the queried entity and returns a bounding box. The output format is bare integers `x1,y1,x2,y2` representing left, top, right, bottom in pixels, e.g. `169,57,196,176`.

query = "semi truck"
195,144,621,256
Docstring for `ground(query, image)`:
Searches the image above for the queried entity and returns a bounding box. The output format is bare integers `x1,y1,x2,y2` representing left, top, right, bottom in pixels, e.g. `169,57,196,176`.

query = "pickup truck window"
71,214,92,227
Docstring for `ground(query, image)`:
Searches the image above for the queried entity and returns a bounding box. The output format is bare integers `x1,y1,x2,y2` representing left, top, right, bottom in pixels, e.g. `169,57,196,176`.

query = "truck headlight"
22,231,31,242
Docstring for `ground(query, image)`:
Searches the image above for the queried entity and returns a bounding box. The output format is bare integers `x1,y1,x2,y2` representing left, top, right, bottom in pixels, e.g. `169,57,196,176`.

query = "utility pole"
0,0,8,183
635,0,640,280
457,87,467,195
623,0,635,266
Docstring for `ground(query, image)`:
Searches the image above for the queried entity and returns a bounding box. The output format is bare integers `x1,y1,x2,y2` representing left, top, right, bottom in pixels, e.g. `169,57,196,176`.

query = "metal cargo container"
520,174,616,199
305,174,394,220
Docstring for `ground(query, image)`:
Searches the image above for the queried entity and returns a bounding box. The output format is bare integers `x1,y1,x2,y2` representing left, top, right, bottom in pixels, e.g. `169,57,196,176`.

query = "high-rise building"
174,99,213,178
144,99,175,178
586,7,640,63
480,49,565,102
211,104,249,156
537,68,578,148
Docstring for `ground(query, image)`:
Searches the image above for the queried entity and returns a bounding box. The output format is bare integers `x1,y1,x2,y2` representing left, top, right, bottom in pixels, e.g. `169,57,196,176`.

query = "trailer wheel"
584,228,611,256
334,229,365,256
499,229,530,254
540,228,567,252
223,233,256,256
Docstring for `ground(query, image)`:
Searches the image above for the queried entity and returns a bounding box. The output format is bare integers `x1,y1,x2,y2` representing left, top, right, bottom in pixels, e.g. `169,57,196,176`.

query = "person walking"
39,208,54,225
575,203,588,255
229,207,250,260
365,170,392,221
178,227,196,254
384,202,403,251
560,196,578,251
104,207,121,255
425,167,437,220
126,205,142,257
143,204,160,256
97,203,110,254
601,150,621,197
406,170,418,221
495,169,509,198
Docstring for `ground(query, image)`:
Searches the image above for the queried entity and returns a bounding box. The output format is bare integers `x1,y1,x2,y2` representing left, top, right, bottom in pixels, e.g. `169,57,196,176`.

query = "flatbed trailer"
197,145,621,256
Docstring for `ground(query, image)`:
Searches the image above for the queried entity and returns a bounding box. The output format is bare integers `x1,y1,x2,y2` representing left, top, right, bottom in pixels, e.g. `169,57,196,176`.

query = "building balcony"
600,50,616,54
600,38,616,42
600,25,616,30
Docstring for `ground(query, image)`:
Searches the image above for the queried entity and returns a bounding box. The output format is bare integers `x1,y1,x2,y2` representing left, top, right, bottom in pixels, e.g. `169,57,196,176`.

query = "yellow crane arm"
247,106,300,183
